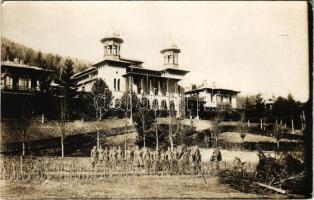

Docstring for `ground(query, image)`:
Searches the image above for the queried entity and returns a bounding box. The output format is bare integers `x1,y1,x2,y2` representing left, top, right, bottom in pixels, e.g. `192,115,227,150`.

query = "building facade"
185,82,240,114
1,59,54,118
72,33,189,116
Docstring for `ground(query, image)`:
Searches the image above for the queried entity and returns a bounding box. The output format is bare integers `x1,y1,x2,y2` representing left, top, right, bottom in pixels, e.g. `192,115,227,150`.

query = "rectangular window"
18,78,28,90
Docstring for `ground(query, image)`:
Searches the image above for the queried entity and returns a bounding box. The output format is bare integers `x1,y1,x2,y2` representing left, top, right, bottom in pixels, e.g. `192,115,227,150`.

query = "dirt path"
0,175,287,199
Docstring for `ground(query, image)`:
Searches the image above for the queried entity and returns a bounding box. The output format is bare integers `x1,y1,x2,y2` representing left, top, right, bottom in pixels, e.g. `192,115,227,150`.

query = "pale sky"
1,1,310,101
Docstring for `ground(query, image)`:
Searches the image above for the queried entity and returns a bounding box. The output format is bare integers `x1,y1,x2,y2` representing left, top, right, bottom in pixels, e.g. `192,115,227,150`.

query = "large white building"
72,33,189,116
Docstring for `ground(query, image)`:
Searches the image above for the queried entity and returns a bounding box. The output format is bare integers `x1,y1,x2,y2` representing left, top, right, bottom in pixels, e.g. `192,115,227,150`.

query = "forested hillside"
1,37,92,73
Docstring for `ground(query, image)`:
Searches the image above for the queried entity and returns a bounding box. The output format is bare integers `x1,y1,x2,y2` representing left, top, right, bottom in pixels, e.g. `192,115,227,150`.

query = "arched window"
169,100,175,111
161,100,167,110
117,79,120,91
113,45,117,54
152,99,159,110
114,99,121,108
114,78,116,90
167,55,172,63
108,45,112,54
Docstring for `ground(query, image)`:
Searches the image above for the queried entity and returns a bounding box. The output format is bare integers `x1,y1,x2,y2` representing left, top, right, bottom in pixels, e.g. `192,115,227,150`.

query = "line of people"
90,145,203,175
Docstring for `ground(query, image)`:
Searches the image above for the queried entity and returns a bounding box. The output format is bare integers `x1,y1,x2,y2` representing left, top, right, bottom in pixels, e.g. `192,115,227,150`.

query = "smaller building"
1,59,53,94
185,81,240,113
1,59,54,118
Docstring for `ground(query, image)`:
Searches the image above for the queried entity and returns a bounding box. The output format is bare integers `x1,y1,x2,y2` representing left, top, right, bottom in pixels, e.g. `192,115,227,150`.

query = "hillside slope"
1,37,92,73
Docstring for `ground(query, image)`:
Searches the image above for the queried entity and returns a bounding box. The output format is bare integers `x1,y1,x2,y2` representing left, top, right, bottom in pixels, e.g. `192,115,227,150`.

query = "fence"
0,156,257,181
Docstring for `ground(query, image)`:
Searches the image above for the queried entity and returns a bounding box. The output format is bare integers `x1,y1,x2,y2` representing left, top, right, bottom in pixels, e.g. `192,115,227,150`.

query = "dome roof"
100,31,124,43
160,44,181,54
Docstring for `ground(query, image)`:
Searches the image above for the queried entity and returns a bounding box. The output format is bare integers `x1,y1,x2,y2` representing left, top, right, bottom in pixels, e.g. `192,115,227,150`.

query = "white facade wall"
97,64,127,101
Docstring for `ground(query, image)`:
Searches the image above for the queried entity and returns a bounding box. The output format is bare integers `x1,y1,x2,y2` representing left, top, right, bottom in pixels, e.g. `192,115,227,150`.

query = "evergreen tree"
253,93,265,119
35,51,43,67
58,58,77,120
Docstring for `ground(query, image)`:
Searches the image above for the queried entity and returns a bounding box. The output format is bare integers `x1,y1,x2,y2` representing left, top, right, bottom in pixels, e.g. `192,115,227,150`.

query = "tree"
212,107,223,147
242,96,254,119
18,99,33,156
272,94,302,129
238,113,248,149
273,123,284,152
91,78,113,120
253,93,265,119
35,51,43,67
58,98,67,158
58,58,77,120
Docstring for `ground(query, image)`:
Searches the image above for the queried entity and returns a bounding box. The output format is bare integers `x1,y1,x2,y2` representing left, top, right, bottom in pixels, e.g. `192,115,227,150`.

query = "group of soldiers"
90,145,207,175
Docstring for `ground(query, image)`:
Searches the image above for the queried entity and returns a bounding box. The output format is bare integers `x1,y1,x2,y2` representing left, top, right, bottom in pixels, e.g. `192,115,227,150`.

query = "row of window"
1,76,38,91
163,54,178,64
104,45,120,55
114,78,121,91
114,98,176,110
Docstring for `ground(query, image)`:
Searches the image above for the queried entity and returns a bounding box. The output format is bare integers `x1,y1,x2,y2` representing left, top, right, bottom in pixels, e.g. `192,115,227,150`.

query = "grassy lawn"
0,175,288,199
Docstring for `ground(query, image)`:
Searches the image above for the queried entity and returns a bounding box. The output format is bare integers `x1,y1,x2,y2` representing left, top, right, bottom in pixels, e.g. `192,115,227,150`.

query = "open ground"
0,175,289,199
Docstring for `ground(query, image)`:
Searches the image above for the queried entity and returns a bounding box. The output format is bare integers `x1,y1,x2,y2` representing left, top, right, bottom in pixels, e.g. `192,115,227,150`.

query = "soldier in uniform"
211,147,222,170
192,146,202,174
91,146,98,168
103,147,109,165
153,149,160,174
142,147,151,174
133,146,143,173
160,149,167,175
181,148,191,174
170,147,179,175
125,147,132,171
116,146,122,164
112,146,118,167
165,147,172,174
98,146,104,164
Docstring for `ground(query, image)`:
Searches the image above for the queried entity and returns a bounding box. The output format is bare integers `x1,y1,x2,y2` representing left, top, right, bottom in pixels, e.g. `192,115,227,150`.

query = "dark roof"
72,67,97,79
1,60,54,72
160,47,181,54
100,36,124,43
185,87,240,95
120,57,143,65
123,67,162,77
163,68,190,75
93,58,143,68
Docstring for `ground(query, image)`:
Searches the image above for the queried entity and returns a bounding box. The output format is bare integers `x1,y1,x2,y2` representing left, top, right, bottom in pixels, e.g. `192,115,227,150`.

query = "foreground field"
0,175,288,199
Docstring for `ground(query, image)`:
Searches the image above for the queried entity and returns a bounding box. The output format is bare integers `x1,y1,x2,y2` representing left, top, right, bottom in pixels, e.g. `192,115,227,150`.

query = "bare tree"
58,98,67,158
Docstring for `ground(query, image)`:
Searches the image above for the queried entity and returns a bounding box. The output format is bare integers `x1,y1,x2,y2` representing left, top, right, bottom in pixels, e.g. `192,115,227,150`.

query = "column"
158,80,161,96
141,78,143,94
149,79,153,95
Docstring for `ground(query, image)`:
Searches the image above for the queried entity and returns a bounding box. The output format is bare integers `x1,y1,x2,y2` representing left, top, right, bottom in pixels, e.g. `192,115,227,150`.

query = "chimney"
14,58,19,64
20,60,24,65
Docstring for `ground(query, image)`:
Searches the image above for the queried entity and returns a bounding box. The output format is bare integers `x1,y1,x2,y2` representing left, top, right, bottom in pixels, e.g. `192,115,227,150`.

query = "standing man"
98,146,104,164
103,146,109,165
133,146,142,173
192,146,202,174
116,146,122,164
91,146,98,168
142,147,151,174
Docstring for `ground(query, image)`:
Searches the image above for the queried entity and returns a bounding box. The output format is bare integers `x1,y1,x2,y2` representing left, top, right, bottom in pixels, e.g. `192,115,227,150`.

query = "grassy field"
0,175,288,199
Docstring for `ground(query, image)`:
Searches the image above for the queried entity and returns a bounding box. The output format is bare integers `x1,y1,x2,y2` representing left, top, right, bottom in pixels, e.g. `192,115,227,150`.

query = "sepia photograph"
0,1,312,199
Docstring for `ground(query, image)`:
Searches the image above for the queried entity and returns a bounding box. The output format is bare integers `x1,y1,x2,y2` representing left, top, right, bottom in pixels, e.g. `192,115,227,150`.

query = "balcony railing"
1,84,37,92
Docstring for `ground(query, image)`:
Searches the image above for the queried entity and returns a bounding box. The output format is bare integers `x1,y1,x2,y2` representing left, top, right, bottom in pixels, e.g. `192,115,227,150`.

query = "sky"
1,1,310,102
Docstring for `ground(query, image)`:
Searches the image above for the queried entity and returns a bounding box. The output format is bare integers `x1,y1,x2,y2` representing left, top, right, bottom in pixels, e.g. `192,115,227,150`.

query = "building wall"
97,64,126,102
188,90,238,109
